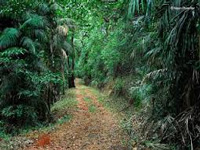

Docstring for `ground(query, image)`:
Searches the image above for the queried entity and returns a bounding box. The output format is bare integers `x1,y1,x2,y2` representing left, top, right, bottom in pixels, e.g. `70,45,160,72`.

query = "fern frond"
0,47,26,57
20,14,48,30
21,37,36,54
0,47,27,65
0,28,20,49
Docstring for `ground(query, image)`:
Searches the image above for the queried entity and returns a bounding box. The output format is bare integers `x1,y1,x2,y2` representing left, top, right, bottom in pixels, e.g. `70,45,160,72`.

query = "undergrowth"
0,88,77,148
51,89,78,117
87,79,174,150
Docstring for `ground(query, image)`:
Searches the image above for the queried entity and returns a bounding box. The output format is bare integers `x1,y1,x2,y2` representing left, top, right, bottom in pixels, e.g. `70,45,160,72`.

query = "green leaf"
0,47,26,57
0,28,20,49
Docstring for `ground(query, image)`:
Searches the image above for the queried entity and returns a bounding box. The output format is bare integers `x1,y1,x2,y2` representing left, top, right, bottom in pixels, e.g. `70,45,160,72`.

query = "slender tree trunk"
68,32,75,88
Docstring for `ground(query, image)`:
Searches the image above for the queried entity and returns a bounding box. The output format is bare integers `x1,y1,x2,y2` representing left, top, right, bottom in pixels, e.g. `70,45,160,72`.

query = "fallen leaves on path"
26,79,128,150
36,134,51,147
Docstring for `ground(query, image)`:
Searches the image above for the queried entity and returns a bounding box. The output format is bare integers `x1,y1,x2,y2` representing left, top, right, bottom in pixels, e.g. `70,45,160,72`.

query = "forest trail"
27,79,128,150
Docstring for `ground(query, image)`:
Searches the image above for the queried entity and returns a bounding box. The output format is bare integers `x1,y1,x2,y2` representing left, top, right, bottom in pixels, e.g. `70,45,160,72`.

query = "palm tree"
53,18,76,89
132,0,200,148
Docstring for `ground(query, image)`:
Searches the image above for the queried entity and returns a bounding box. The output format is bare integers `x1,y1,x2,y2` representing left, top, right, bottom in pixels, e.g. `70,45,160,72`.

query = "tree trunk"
68,75,75,88
68,32,75,88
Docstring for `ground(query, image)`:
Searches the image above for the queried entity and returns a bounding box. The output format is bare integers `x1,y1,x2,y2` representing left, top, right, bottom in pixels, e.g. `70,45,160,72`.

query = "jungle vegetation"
1,0,200,149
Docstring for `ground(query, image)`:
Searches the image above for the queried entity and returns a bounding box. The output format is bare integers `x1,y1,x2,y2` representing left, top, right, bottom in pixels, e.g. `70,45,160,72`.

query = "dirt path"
28,79,128,150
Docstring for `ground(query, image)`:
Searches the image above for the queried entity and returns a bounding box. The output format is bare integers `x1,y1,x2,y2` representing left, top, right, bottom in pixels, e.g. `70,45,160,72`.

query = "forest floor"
22,79,130,150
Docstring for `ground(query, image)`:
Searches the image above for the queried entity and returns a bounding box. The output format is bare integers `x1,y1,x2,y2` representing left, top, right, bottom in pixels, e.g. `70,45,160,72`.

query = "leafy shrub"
0,0,71,134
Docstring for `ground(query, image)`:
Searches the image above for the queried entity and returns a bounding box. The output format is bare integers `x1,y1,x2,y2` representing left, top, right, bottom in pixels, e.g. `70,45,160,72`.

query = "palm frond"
61,49,68,59
37,3,50,15
62,41,72,53
128,0,153,18
0,28,20,49
20,14,48,30
142,69,168,83
145,47,162,63
128,0,136,18
34,29,47,42
52,34,62,50
21,37,36,54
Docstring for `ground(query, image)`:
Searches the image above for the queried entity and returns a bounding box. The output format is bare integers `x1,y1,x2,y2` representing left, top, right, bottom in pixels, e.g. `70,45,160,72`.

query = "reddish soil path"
27,79,128,150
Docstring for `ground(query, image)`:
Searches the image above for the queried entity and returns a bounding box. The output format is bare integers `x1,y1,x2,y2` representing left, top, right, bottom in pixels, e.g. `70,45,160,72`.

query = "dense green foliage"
0,0,75,133
76,0,200,149
1,0,200,149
